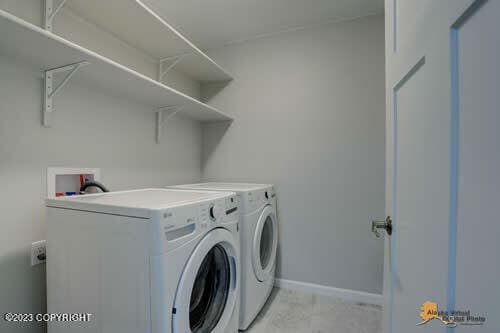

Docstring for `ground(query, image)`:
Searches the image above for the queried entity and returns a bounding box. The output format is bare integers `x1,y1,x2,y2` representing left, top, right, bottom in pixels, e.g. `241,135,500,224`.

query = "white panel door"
383,0,499,332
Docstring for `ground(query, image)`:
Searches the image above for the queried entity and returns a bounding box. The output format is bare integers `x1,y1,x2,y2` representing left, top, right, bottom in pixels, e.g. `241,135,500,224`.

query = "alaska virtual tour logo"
416,301,486,327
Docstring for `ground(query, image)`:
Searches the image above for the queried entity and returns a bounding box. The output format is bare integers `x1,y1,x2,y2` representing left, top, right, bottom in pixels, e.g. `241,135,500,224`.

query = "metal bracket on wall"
157,55,186,82
44,61,90,127
44,0,68,31
155,106,183,144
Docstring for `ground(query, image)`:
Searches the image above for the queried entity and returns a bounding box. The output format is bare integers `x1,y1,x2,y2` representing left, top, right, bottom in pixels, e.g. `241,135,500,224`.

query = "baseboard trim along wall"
275,278,383,306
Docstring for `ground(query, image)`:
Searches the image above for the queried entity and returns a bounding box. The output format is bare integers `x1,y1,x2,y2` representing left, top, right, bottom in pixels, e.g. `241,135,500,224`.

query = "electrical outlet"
31,240,46,266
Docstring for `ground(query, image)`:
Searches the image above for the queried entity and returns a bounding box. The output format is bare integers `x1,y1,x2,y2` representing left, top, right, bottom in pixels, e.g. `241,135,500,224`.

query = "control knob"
209,204,216,221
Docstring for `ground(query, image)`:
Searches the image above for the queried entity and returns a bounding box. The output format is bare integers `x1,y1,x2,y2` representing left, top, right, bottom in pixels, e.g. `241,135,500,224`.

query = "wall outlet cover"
31,240,46,266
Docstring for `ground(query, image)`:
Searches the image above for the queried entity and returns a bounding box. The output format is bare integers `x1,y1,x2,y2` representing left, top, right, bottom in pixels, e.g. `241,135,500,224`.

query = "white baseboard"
274,278,383,306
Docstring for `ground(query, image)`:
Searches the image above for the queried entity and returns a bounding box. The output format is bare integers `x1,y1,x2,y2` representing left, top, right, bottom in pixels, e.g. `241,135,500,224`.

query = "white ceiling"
147,0,384,49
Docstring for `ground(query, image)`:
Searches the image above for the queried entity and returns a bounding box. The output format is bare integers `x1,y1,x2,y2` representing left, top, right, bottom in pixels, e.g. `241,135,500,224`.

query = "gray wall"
202,15,385,294
0,3,202,333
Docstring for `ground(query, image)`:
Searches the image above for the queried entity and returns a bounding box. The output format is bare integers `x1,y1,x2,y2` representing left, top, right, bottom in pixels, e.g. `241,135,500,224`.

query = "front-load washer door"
173,228,238,333
252,205,278,282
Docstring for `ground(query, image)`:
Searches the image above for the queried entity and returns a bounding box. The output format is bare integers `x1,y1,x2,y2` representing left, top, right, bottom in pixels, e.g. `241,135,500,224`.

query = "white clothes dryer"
169,183,278,330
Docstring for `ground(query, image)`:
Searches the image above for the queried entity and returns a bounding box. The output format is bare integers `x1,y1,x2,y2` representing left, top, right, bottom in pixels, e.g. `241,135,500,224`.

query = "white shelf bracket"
155,106,183,144
44,0,68,31
44,61,89,127
157,55,186,82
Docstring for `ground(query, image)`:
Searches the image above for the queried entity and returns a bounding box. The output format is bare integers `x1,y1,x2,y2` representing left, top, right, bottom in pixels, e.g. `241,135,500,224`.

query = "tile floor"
245,288,383,333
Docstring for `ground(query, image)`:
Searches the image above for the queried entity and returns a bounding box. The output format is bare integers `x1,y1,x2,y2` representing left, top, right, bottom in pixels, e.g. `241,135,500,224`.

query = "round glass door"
259,216,274,269
173,228,238,333
189,245,230,332
252,205,278,282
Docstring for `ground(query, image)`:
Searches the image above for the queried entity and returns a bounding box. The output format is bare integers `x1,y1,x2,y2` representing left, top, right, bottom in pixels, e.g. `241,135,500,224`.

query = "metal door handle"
372,216,392,237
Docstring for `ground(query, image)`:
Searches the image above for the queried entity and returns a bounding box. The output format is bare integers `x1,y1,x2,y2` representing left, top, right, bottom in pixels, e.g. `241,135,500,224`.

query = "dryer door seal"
173,228,238,333
252,205,278,282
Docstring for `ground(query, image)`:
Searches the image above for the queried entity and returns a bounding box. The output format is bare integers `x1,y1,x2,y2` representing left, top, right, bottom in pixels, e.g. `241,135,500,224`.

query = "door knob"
372,216,392,237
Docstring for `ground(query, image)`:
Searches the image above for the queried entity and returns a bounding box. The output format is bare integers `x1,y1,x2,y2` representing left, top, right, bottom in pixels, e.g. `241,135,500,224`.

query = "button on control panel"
225,195,238,216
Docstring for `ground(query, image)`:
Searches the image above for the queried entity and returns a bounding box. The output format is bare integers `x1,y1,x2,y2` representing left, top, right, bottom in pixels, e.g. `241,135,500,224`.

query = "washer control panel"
198,194,237,225
154,194,238,254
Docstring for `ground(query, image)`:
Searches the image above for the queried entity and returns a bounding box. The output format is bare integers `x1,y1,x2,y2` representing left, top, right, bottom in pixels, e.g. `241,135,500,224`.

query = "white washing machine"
46,188,240,333
169,183,278,330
